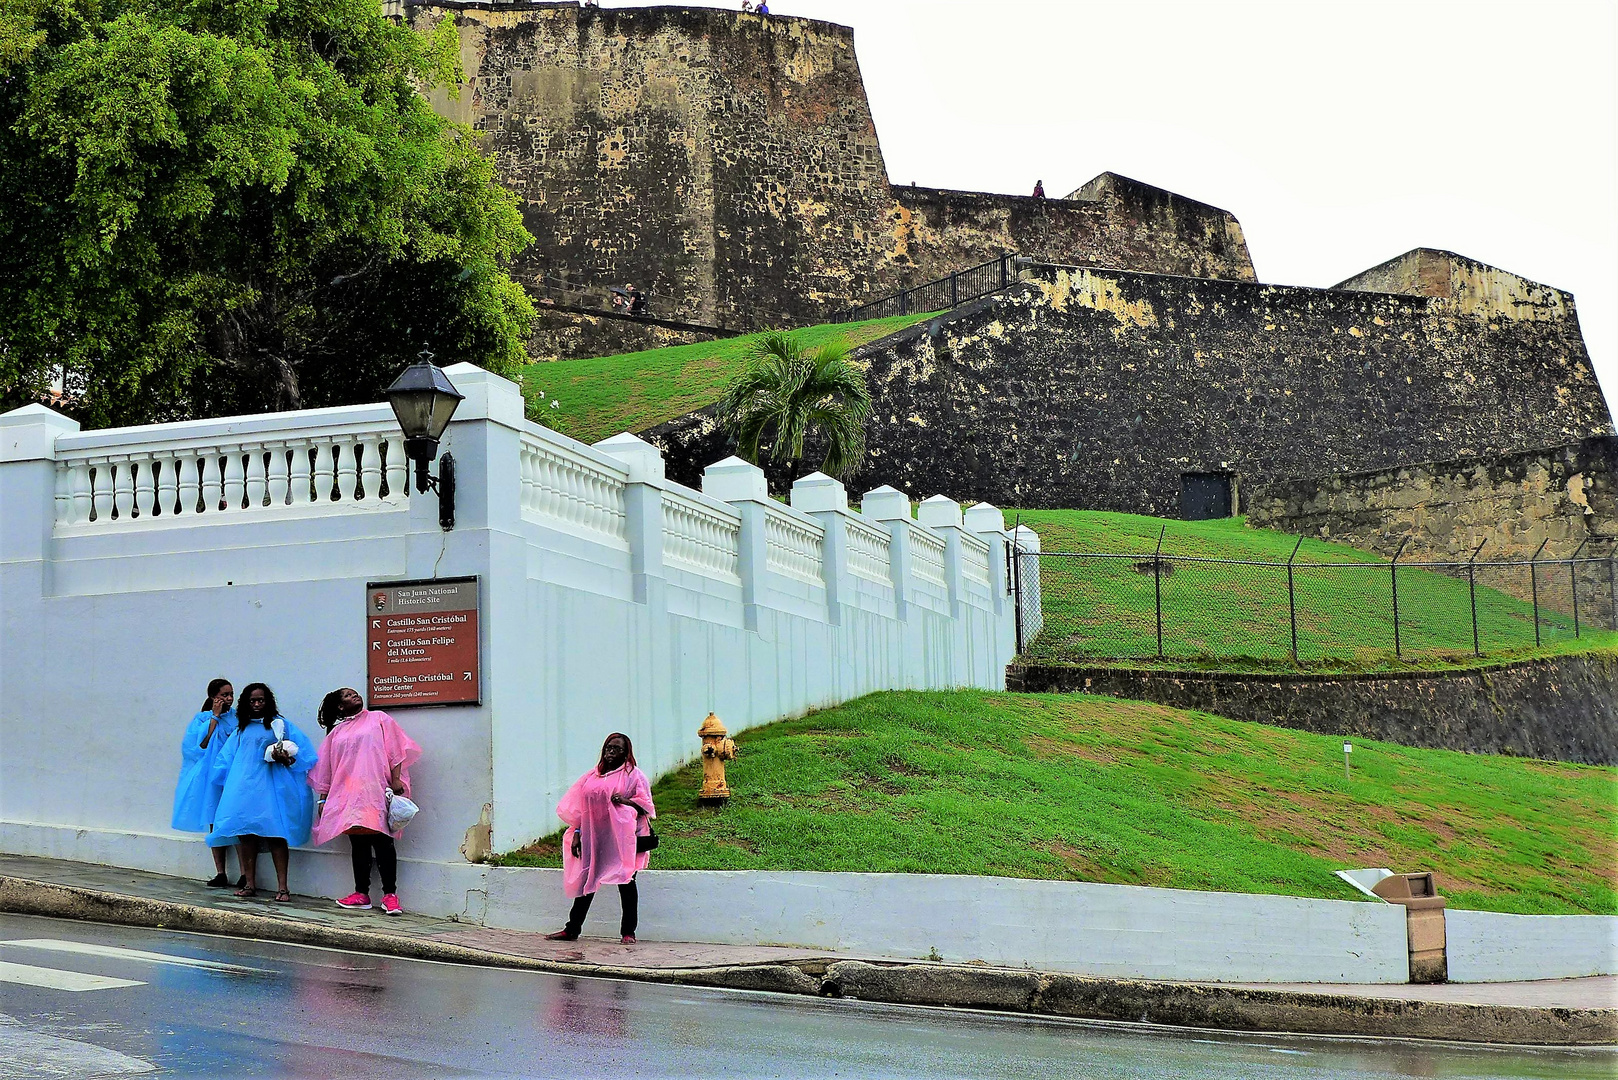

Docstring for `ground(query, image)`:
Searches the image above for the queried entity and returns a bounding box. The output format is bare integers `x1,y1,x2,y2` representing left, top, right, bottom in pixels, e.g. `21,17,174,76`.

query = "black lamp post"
385,349,464,530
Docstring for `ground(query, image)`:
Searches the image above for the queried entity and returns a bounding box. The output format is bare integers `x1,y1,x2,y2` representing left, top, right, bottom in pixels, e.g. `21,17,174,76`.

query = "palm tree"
717,332,872,479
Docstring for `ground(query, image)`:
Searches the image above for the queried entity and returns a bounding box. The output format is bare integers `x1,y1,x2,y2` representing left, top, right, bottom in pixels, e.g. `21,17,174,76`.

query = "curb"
2,876,1612,1046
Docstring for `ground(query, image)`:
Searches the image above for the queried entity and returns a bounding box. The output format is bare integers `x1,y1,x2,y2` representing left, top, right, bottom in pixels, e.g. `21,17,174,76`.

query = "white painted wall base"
1446,908,1618,983
483,868,1412,984
0,822,491,922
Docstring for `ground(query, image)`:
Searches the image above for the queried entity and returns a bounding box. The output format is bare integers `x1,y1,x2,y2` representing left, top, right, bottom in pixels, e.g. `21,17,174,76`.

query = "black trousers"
565,877,638,937
350,833,397,895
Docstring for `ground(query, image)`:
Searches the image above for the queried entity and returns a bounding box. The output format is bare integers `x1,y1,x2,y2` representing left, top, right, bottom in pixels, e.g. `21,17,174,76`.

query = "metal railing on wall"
838,253,1019,323
1011,538,1618,664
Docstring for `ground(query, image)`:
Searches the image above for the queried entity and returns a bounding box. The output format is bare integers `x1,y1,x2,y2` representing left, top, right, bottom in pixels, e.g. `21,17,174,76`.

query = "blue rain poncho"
171,708,236,833
208,717,319,846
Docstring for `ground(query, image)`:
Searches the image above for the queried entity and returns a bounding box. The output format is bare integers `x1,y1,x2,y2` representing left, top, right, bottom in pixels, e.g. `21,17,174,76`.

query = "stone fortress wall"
649,252,1613,510
403,1,1255,359
399,2,1612,522
1248,436,1617,564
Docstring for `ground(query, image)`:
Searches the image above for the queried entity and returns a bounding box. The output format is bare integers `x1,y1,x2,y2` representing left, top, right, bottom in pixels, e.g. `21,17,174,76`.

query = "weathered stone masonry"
1248,437,1617,563
839,258,1611,515
404,2,1256,359
1007,653,1618,765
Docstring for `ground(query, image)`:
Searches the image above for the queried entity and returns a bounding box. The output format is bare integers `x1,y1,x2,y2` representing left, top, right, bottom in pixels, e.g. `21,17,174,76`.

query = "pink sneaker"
336,892,372,910
380,894,403,916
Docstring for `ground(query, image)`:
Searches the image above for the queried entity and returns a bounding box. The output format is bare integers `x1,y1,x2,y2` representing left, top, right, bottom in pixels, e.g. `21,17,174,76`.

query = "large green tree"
0,0,534,426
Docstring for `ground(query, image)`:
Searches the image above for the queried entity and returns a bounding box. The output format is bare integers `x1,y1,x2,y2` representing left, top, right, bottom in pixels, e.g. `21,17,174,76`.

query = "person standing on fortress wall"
307,688,422,916
171,678,241,888
546,733,656,945
1032,180,1046,199
210,683,318,902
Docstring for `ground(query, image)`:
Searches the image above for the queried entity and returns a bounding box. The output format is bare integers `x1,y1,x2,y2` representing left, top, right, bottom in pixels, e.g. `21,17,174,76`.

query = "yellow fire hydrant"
697,712,737,805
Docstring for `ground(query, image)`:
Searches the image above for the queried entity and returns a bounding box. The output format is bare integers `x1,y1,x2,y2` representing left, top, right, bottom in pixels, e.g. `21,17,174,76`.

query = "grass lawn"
521,312,938,445
1006,509,1618,672
497,690,1617,916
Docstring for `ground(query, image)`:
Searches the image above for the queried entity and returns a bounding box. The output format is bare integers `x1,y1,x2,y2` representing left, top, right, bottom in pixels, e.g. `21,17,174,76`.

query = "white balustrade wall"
0,365,1031,920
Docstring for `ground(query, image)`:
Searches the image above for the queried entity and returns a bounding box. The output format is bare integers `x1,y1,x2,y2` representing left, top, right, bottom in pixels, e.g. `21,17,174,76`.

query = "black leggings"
350,833,397,895
565,877,638,937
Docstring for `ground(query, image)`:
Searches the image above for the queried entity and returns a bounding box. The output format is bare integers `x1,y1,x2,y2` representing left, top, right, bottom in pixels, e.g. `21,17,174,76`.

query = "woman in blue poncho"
170,678,240,887
210,683,318,902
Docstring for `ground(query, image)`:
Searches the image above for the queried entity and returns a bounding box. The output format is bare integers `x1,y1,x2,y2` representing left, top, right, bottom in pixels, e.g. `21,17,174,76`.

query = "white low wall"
0,366,1032,920
481,868,1412,984
1446,909,1618,983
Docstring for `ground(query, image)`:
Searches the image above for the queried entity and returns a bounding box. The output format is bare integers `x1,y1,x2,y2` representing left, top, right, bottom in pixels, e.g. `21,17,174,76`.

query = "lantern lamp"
385,349,464,529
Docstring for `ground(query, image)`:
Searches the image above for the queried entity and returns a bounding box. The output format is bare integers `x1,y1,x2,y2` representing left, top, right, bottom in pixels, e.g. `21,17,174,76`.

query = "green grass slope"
522,313,937,445
500,690,1616,915
1007,510,1618,672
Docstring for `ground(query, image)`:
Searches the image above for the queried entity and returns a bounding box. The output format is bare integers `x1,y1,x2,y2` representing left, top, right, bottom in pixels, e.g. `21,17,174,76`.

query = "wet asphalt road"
0,913,1609,1079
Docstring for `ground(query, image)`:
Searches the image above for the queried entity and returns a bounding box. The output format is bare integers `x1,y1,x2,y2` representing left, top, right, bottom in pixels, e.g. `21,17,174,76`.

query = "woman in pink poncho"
306,688,422,916
545,732,655,944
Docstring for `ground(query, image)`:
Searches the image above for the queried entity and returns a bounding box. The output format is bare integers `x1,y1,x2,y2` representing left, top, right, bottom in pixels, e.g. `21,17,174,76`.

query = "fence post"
1000,253,1008,291
1569,537,1590,638
1390,536,1409,659
899,289,909,316
1467,539,1486,657
1528,538,1548,647
1012,513,1024,653
1153,524,1166,658
950,271,958,308
1287,535,1303,663
1608,541,1617,632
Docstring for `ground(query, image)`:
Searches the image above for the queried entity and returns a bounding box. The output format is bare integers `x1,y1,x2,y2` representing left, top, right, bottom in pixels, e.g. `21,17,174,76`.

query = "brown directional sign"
365,577,481,707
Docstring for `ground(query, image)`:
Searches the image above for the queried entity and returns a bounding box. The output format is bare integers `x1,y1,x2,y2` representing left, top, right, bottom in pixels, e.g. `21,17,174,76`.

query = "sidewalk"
1,853,1612,1046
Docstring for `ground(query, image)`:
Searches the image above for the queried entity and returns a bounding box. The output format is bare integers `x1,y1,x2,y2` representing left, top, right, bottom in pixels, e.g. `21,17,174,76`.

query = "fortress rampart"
838,258,1610,514
648,252,1612,512
404,2,1254,358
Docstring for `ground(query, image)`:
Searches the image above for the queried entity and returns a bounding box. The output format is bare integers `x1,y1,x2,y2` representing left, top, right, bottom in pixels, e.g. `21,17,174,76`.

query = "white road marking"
0,960,144,992
0,1014,156,1077
0,938,270,973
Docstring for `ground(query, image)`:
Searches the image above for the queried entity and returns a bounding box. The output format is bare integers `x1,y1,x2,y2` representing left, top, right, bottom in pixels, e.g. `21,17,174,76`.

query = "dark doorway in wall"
1181,471,1237,520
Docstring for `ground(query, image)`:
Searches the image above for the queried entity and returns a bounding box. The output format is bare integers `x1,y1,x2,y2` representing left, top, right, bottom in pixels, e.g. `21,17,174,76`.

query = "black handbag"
637,825,659,853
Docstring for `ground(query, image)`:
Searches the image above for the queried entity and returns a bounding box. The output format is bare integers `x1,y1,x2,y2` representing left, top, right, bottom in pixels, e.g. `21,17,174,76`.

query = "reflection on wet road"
0,914,1608,1079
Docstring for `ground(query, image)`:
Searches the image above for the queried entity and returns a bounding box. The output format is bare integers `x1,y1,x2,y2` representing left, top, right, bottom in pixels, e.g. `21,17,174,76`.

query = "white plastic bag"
263,718,299,763
385,788,419,832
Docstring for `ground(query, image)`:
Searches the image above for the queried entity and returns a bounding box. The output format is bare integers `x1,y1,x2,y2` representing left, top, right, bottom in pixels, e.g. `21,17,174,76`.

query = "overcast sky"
609,0,1618,408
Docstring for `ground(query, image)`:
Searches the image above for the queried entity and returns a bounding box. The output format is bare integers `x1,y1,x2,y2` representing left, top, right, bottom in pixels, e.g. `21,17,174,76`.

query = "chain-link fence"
1012,540,1618,665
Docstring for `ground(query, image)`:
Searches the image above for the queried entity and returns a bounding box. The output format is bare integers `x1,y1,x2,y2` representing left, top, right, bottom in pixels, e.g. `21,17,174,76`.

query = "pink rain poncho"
557,763,655,898
306,709,422,847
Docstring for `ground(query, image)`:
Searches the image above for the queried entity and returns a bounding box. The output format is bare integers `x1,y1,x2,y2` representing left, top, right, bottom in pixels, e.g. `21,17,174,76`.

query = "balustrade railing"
763,505,826,586
846,516,894,585
662,489,742,583
53,412,407,529
911,526,949,589
518,428,629,546
961,533,992,587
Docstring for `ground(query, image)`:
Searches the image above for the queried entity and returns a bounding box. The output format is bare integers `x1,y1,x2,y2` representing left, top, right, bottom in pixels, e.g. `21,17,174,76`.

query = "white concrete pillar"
705,456,770,631
792,471,851,625
595,432,668,606
0,404,80,594
964,501,1008,616
862,484,913,622
918,495,964,617
439,364,528,858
